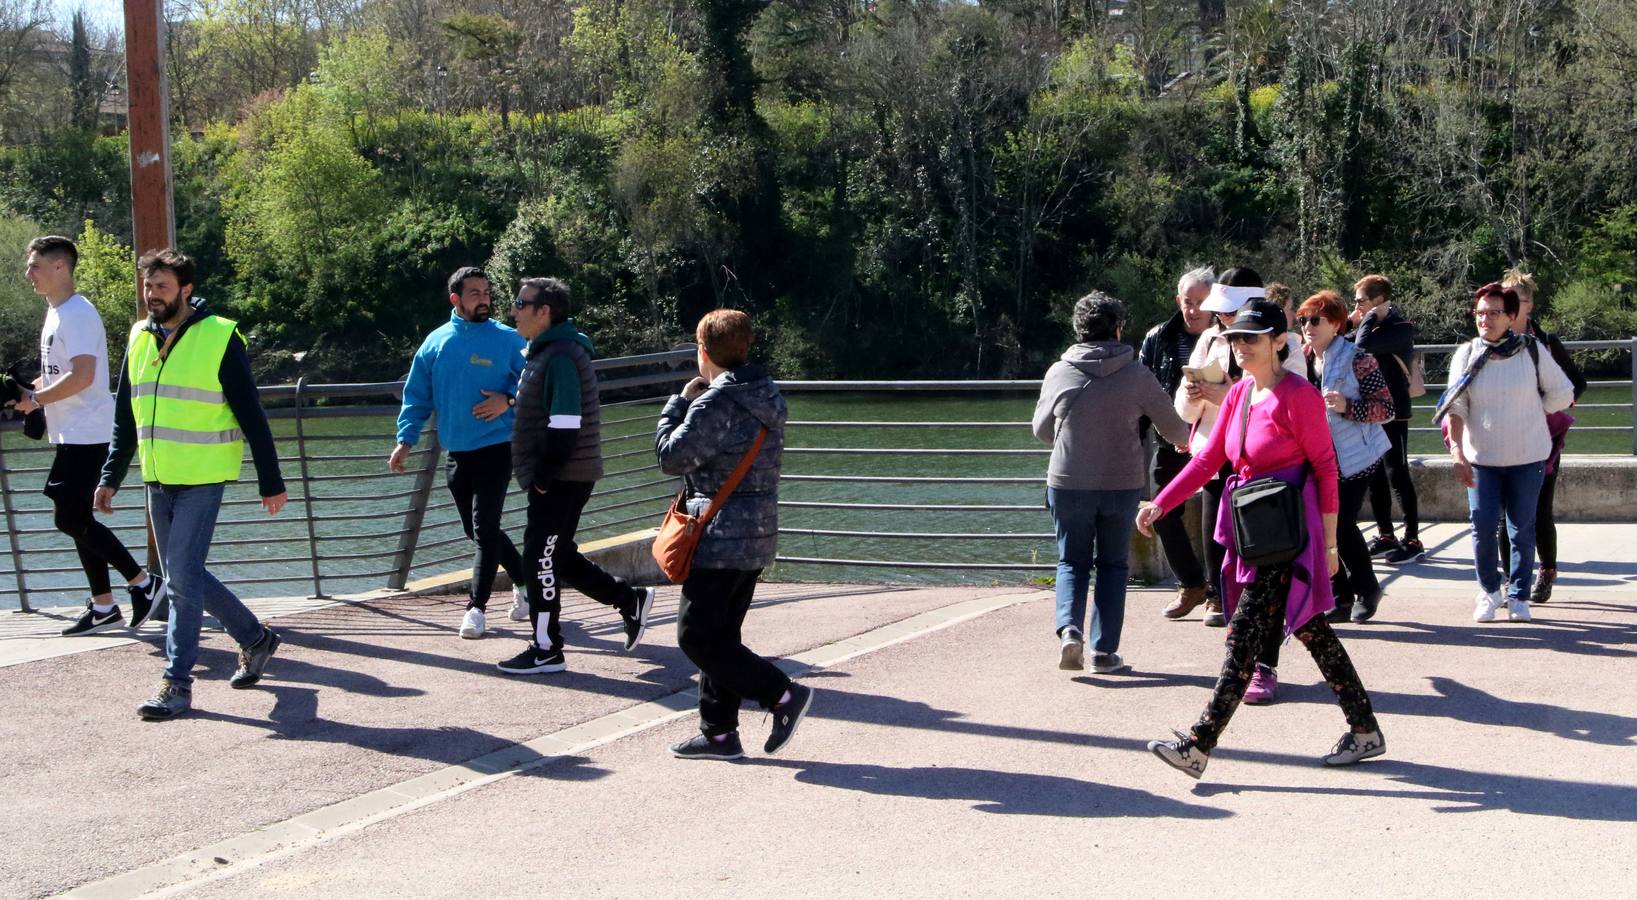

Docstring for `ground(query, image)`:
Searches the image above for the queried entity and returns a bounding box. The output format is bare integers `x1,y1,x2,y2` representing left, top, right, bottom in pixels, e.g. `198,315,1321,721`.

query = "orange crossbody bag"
651,427,769,583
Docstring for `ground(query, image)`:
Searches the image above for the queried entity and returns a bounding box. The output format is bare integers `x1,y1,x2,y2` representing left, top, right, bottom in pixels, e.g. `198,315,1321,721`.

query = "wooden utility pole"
123,0,173,570
123,0,174,297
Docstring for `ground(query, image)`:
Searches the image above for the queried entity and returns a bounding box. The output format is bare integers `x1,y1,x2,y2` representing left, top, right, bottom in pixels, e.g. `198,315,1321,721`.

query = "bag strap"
1237,382,1252,461
697,427,769,528
1053,377,1096,439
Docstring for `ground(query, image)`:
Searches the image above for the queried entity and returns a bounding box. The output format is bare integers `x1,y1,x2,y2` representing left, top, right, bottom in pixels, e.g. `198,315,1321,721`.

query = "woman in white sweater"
1435,283,1575,623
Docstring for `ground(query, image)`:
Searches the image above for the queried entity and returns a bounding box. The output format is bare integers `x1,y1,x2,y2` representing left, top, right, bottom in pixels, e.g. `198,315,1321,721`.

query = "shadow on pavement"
1336,618,1636,659
1194,760,1637,821
1074,671,1637,747
761,759,1232,819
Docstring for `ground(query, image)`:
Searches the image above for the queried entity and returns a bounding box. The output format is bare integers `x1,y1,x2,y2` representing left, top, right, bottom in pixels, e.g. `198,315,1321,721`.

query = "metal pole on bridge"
1630,337,1636,456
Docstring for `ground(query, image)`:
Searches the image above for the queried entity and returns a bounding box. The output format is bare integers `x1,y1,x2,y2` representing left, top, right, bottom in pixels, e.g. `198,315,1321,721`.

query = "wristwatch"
506,394,516,408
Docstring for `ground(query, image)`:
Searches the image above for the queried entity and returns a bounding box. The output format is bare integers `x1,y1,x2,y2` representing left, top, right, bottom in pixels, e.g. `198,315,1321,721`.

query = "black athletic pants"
445,441,527,610
1151,446,1207,589
524,479,637,651
1369,420,1419,542
46,443,141,597
676,566,790,737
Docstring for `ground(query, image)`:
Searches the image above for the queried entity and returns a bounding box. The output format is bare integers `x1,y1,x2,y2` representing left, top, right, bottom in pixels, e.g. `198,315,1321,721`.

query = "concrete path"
1,523,1633,898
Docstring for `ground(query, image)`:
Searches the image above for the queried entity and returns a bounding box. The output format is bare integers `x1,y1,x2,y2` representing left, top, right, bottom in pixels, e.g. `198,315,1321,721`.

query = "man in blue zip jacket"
391,267,530,639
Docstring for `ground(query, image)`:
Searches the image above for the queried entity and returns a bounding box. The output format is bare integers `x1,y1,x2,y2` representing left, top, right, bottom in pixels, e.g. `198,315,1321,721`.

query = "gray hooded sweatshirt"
1032,342,1191,491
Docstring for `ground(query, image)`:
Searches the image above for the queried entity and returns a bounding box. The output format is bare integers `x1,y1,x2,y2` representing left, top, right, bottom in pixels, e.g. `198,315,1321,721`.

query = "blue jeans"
148,484,264,685
1048,487,1141,654
1467,462,1546,602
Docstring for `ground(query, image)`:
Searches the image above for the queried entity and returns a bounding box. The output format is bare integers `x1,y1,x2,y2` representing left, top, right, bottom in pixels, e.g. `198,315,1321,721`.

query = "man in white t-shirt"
14,236,166,635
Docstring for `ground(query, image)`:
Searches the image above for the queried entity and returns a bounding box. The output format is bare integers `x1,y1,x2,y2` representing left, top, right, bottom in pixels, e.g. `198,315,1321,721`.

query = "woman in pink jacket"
1136,301,1384,780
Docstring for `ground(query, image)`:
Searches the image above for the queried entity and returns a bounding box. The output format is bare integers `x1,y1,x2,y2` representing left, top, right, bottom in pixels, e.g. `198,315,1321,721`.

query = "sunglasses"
1296,315,1329,327
1224,332,1266,344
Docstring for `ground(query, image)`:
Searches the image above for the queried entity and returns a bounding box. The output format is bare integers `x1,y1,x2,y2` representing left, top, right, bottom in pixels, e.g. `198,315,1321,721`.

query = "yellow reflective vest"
125,315,245,485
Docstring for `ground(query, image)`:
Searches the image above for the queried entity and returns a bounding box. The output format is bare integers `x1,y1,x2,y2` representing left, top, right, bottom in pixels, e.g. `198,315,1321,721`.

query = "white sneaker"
1507,597,1533,622
1473,590,1504,623
508,587,529,622
460,607,486,639
1058,633,1084,671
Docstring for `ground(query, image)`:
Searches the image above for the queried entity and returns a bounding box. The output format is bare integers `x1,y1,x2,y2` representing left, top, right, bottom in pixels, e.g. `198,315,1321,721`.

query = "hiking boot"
1148,730,1209,779
508,586,529,621
1350,589,1383,623
1058,629,1084,671
1323,730,1386,766
1162,586,1208,619
61,601,123,637
1091,652,1129,674
497,644,566,675
128,576,168,629
764,683,814,754
1202,597,1226,628
1383,538,1426,565
1531,568,1556,603
671,732,746,761
1366,535,1399,558
1473,590,1504,623
460,607,486,639
1243,664,1278,704
1507,597,1533,622
230,627,281,688
622,587,656,652
137,679,192,720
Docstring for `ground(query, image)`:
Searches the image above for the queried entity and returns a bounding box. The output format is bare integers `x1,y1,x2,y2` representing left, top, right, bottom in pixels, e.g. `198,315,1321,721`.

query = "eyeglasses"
1296,316,1329,327
1473,309,1508,318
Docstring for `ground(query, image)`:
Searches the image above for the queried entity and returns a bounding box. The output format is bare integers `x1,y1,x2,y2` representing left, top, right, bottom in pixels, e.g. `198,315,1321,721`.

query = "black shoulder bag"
1228,388,1308,568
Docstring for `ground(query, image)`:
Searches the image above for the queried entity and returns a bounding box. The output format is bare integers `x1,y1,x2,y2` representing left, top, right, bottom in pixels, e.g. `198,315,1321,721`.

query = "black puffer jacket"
655,365,786,571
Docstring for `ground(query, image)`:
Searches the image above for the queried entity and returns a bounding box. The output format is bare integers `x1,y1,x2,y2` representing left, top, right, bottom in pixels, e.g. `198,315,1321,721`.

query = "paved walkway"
1,522,1633,898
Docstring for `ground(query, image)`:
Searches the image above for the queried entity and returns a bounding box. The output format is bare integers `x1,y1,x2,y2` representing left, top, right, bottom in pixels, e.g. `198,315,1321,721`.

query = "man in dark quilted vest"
497,277,655,675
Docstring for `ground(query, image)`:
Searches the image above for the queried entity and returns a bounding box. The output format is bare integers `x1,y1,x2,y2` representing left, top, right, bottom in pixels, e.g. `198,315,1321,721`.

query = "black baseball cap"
1219,299,1286,336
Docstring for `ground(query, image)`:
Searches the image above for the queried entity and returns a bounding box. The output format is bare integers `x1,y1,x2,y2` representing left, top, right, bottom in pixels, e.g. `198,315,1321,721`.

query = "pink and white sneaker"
1244,664,1279,705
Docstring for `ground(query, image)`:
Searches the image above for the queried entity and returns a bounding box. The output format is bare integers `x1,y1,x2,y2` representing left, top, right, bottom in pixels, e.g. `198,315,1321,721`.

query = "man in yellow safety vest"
96,249,289,720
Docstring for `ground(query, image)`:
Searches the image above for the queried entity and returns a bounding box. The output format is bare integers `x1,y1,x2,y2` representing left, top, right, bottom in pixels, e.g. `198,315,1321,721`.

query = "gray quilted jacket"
655,365,786,571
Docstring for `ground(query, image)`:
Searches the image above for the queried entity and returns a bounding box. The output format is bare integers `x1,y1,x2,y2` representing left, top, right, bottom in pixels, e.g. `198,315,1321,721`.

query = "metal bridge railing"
766,338,1636,581
0,347,697,613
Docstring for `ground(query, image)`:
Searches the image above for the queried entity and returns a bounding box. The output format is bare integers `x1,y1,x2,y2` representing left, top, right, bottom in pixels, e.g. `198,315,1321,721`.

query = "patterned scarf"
1433,332,1526,425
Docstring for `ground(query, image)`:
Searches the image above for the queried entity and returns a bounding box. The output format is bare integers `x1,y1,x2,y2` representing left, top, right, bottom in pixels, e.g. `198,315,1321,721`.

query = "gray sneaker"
1323,730,1386,766
230,627,280,688
1058,630,1084,671
1091,652,1129,674
137,679,192,720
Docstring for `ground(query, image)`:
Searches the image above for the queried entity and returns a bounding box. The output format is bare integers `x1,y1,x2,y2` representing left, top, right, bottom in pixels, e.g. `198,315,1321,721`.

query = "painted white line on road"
60,589,1046,900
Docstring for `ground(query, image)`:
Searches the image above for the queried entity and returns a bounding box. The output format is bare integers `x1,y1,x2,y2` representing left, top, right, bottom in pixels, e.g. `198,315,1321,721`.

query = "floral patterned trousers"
1189,564,1379,753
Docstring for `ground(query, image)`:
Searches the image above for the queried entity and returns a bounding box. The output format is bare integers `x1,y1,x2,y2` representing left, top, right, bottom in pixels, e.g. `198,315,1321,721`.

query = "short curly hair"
1072,291,1125,342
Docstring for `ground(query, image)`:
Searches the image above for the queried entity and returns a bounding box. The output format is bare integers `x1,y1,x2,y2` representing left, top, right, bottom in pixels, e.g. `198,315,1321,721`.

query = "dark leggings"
53,495,142,597
1499,468,1558,569
1208,467,1282,669
1369,420,1419,541
1189,565,1378,754
1333,465,1382,603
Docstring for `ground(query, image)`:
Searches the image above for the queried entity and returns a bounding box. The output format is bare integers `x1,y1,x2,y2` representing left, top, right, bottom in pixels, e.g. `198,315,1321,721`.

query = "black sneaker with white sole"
497,644,567,675
1366,535,1399,558
764,683,814,754
622,586,656,652
128,576,169,629
1383,539,1425,565
230,627,281,688
671,732,746,760
61,601,124,636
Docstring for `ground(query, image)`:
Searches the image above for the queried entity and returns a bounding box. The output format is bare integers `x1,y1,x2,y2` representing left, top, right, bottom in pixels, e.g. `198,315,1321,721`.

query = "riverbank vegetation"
0,0,1633,382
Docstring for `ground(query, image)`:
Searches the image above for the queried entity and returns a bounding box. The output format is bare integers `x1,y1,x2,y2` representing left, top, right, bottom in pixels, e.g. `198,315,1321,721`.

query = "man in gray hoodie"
1033,292,1191,674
